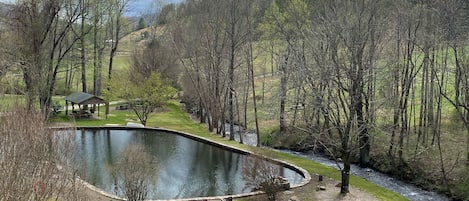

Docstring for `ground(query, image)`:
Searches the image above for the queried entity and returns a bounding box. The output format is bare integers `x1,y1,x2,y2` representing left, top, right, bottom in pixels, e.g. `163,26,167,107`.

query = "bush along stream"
224,124,450,201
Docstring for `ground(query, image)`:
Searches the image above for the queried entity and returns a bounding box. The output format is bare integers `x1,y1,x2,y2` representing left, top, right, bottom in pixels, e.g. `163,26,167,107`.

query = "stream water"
225,124,451,201
280,150,450,201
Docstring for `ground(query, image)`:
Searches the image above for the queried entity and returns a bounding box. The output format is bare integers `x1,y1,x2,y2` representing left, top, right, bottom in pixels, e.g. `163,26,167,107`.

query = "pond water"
74,128,304,200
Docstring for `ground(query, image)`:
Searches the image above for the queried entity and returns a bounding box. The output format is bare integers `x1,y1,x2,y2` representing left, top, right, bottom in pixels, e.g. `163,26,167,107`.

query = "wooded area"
1,0,469,199
168,0,469,198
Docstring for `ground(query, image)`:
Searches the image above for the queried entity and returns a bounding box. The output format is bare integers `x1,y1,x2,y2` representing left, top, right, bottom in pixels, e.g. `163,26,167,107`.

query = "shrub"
243,156,289,201
0,109,86,200
453,168,469,200
111,144,158,201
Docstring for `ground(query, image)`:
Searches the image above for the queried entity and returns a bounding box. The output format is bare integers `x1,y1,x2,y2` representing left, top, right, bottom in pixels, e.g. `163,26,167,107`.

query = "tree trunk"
93,5,102,96
340,161,351,194
108,10,121,81
81,5,87,93
247,36,260,147
228,0,236,141
357,99,370,167
429,47,436,145
279,51,288,132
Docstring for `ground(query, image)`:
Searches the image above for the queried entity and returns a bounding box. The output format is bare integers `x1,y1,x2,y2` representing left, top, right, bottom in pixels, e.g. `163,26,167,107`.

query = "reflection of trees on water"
77,129,136,195
140,130,178,162
104,130,119,195
174,139,243,197
90,130,103,186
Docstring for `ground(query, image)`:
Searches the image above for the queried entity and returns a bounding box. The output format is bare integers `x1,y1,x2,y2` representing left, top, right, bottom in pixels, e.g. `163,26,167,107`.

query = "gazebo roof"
64,92,106,105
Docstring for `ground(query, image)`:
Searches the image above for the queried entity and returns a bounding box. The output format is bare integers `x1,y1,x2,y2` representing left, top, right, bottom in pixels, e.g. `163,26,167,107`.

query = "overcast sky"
0,0,184,17
126,0,184,16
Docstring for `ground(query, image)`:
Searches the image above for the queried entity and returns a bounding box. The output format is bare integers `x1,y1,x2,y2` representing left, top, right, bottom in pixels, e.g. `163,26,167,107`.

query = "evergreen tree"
138,17,147,30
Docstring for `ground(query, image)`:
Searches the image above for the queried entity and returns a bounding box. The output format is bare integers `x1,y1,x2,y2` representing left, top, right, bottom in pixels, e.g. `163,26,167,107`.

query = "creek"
225,124,451,201
280,150,450,201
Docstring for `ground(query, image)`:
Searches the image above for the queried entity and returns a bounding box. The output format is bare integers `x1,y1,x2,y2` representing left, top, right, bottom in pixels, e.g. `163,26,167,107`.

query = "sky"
0,0,185,17
126,0,184,17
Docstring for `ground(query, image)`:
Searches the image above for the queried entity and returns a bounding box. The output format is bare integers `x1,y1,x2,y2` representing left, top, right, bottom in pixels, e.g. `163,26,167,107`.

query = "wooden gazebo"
64,92,108,118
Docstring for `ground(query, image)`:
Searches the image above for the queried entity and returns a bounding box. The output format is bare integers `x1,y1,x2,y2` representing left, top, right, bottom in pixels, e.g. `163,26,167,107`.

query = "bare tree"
243,156,288,201
77,0,91,93
0,108,87,201
107,0,132,81
386,0,424,161
8,0,82,113
307,0,388,193
438,0,469,163
130,37,180,87
170,0,229,135
111,144,158,201
91,0,110,96
224,0,254,141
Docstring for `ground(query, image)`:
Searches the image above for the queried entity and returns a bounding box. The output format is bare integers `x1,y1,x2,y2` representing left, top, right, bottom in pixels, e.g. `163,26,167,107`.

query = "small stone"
317,185,326,191
289,196,300,201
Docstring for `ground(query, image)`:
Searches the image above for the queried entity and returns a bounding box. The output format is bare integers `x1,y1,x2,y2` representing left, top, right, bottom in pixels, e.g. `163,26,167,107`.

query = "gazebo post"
65,101,68,115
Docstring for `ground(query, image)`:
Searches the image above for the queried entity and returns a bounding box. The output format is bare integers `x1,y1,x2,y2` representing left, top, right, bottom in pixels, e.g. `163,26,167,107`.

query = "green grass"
50,100,408,201
51,101,140,126
0,94,26,111
0,95,66,111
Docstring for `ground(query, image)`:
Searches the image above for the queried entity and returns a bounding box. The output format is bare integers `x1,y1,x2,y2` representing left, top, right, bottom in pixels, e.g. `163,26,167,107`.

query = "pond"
74,128,305,200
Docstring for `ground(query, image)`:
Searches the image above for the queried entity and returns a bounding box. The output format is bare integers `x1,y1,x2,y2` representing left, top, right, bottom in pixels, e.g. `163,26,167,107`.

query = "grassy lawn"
0,94,66,111
51,100,408,201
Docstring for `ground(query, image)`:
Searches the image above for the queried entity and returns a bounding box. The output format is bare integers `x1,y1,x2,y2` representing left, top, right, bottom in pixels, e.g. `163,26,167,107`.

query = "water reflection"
74,129,303,199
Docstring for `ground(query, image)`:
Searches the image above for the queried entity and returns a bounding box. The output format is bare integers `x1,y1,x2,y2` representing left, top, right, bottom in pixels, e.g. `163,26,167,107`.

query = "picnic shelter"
64,92,108,118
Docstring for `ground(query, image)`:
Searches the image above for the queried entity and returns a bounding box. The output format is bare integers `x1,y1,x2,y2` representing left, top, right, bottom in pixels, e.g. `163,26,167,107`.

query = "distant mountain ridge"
0,2,12,15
